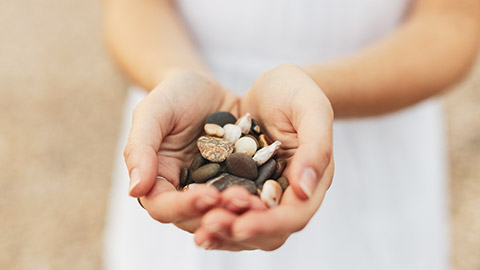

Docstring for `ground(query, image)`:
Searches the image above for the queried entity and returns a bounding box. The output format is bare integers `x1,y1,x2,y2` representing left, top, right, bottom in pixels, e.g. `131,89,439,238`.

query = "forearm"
103,0,207,91
304,0,480,118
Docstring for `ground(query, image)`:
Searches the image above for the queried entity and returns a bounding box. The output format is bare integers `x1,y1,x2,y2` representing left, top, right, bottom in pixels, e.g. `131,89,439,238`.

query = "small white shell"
204,123,225,137
222,124,242,144
234,136,258,156
236,113,252,135
252,140,281,166
260,180,283,207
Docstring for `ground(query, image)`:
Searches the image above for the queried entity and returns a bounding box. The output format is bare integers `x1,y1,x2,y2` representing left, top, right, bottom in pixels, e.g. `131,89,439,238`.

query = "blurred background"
0,0,479,269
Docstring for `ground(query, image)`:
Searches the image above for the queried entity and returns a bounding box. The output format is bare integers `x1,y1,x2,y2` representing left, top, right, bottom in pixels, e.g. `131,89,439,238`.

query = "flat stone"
207,173,257,194
271,159,286,179
276,176,289,191
189,153,207,171
226,152,258,180
205,111,237,127
255,159,276,187
197,136,233,162
191,163,221,183
234,136,257,156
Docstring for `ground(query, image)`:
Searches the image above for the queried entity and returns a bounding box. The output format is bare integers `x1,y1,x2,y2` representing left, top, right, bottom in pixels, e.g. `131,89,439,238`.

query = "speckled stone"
189,153,207,171
197,136,233,162
205,111,237,127
271,159,286,179
276,176,289,191
191,163,221,183
255,159,277,187
207,173,257,194
226,152,258,180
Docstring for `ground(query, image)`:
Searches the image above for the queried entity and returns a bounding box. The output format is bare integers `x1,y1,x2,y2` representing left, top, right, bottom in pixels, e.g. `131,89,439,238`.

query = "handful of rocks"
179,111,289,207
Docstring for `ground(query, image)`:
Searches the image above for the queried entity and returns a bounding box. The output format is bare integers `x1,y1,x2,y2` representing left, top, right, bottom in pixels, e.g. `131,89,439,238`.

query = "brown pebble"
179,167,189,187
207,173,257,194
190,153,207,171
197,136,233,162
258,134,272,148
271,159,286,179
276,176,290,191
191,163,221,183
226,152,258,180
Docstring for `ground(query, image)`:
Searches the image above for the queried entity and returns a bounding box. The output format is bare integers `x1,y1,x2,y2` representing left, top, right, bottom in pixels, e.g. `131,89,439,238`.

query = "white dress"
103,1,449,269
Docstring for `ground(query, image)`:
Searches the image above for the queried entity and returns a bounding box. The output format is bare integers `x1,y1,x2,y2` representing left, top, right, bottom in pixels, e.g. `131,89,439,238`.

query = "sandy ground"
0,0,479,269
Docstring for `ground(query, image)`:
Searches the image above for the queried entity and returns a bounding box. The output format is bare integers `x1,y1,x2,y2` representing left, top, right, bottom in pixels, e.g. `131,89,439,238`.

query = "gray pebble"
191,163,221,183
255,159,277,187
226,152,258,180
205,111,237,127
207,173,257,194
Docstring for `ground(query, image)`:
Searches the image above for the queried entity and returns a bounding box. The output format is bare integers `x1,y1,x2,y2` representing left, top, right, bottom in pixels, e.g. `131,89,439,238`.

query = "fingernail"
299,167,317,198
200,239,211,250
196,195,217,211
128,168,141,196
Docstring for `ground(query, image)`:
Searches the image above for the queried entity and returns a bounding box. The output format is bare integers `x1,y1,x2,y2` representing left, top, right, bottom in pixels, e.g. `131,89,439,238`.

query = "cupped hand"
194,64,335,250
124,70,245,232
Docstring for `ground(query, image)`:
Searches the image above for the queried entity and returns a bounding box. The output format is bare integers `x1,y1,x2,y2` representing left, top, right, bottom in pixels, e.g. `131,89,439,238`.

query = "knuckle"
123,142,136,162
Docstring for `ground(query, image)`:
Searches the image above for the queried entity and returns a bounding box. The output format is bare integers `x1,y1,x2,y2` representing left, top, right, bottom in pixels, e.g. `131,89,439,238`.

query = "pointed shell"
223,124,242,144
260,180,283,207
252,141,282,166
236,113,252,134
234,136,258,156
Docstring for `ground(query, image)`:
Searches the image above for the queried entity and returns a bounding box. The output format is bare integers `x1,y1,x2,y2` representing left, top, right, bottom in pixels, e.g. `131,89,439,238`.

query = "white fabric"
103,1,449,269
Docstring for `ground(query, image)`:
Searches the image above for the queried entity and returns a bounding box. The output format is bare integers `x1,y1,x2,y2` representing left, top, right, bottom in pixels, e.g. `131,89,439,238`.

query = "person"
102,0,480,269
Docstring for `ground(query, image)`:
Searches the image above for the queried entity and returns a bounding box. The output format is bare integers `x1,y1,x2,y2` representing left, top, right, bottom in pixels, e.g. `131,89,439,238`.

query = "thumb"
287,100,334,200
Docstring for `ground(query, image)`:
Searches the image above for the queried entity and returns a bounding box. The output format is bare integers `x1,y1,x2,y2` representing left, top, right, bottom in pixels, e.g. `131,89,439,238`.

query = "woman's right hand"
124,70,248,232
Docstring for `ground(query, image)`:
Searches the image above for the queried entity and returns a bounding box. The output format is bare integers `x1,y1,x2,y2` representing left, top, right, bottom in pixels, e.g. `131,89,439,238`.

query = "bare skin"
104,0,480,251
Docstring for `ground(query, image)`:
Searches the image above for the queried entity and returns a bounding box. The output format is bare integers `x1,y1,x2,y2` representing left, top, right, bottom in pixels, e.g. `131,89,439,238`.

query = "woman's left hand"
193,64,335,250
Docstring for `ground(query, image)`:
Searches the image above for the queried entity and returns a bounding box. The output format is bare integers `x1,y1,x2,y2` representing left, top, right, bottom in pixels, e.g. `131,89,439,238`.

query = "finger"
174,217,201,233
288,87,334,199
194,227,255,251
219,186,252,213
202,208,237,237
142,180,220,223
124,91,175,197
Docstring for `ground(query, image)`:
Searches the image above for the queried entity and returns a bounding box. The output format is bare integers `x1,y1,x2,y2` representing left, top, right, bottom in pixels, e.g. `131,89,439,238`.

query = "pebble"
183,183,204,191
254,159,277,187
189,153,207,171
226,152,258,180
223,124,242,144
180,167,189,187
271,159,286,179
244,134,259,148
191,163,221,183
251,118,262,136
197,136,233,162
236,113,252,134
260,180,283,207
276,176,289,191
207,173,257,194
234,136,257,156
204,123,225,137
258,134,271,148
205,111,237,127
252,141,282,166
